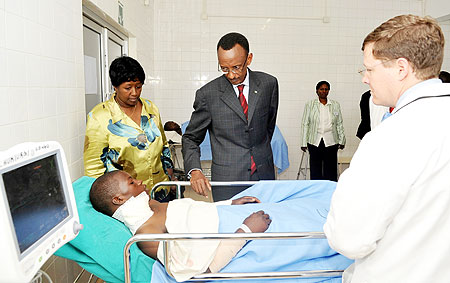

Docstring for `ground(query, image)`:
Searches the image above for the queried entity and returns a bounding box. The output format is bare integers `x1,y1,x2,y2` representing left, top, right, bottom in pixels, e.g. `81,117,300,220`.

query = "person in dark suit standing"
182,32,279,201
440,71,450,83
356,90,372,140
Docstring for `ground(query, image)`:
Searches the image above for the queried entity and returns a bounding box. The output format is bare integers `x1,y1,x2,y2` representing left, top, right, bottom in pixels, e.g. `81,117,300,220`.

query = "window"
82,8,128,114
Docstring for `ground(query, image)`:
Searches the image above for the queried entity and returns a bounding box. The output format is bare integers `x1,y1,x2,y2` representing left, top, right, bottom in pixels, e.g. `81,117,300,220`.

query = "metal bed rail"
123,181,344,282
123,232,343,282
150,181,259,199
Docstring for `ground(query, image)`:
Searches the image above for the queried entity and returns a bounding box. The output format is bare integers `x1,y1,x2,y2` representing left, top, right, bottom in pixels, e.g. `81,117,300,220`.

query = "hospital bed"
56,178,352,283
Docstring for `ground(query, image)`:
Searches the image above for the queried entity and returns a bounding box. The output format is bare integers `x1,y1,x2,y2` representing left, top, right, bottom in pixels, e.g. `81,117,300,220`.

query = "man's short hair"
217,32,250,54
89,171,122,216
316,80,330,91
362,14,445,80
109,56,146,87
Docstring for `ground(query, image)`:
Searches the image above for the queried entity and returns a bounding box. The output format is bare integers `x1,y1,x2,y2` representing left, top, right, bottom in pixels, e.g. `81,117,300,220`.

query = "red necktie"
237,85,256,175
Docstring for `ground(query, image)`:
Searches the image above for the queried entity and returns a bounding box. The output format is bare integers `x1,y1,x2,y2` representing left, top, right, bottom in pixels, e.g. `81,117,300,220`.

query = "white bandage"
208,223,253,273
239,223,252,233
208,239,247,273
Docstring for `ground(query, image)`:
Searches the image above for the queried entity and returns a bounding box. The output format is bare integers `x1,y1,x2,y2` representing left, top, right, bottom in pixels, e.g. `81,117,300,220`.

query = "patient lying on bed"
89,170,271,282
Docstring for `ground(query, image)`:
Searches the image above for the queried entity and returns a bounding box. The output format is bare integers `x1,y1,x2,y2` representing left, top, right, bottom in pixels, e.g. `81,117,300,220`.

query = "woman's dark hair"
109,56,145,87
217,32,249,54
316,80,330,91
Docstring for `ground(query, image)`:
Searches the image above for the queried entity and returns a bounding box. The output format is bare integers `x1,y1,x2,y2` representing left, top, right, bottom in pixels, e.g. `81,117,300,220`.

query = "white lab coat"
324,79,450,283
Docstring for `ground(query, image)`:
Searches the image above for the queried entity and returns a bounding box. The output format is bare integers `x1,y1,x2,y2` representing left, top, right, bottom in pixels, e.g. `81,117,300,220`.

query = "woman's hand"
231,196,261,205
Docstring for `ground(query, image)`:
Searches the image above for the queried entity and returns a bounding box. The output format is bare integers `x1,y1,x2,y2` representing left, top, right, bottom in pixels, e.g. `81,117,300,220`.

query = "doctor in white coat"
324,14,450,283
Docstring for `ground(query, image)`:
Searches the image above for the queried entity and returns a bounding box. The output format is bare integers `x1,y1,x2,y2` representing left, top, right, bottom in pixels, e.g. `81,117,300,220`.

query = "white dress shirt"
324,79,450,283
316,101,335,147
369,96,389,130
232,70,250,102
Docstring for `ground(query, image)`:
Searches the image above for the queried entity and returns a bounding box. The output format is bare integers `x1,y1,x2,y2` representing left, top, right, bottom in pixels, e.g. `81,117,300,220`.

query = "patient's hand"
231,196,261,205
242,210,271,233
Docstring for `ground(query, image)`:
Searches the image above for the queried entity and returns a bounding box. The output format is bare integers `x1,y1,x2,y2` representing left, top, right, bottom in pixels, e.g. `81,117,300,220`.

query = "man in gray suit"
182,32,279,201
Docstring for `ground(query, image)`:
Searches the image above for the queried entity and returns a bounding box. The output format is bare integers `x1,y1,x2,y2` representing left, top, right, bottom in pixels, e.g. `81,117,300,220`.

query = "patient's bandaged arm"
208,239,246,273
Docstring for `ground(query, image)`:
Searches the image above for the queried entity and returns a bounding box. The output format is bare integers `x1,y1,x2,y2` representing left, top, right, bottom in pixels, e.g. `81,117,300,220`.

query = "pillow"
55,176,155,282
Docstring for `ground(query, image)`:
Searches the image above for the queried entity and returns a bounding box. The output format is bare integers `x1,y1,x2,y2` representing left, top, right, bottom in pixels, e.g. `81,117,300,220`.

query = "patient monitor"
0,141,82,283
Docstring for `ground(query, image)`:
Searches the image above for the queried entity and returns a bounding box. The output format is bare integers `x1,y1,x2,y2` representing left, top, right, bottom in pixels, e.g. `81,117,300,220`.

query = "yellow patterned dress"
83,95,173,190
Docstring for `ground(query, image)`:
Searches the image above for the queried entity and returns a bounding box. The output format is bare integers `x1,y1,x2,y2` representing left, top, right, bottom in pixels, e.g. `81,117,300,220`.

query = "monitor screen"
2,153,69,257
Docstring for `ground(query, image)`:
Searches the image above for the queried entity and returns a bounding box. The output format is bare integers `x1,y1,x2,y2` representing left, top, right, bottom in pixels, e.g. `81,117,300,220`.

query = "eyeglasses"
218,56,248,74
358,59,395,76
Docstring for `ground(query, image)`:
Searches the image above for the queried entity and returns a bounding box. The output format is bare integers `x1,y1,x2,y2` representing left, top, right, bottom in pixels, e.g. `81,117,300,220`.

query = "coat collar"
107,95,156,126
218,69,262,123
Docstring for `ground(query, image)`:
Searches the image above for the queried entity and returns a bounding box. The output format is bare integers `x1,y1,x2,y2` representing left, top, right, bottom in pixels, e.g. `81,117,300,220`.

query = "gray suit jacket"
182,69,279,181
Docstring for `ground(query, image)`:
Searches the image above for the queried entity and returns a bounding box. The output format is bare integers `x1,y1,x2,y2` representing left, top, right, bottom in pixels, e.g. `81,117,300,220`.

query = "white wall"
84,0,156,97
0,0,447,197
0,0,156,180
149,0,450,180
440,21,450,71
0,0,86,281
0,0,155,281
426,0,450,20
0,0,85,180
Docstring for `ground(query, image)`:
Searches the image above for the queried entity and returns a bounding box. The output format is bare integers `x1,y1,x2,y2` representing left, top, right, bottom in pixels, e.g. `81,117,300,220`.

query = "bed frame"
123,181,344,282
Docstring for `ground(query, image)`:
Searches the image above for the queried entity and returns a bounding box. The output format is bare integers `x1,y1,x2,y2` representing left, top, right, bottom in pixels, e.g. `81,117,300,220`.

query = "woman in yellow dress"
84,56,175,197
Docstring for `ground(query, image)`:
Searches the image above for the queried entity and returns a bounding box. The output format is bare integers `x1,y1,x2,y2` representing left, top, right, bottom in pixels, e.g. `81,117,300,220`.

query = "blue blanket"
151,180,353,282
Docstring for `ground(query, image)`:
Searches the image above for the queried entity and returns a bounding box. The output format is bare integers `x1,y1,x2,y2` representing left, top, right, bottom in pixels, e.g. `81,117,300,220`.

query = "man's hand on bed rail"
189,170,212,198
239,210,271,233
231,196,261,205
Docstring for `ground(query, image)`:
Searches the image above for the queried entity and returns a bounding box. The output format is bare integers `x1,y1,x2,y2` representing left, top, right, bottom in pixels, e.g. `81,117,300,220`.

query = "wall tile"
4,0,22,16
1,0,88,280
42,255,57,280
0,49,6,86
0,125,13,150
0,87,11,125
150,0,434,178
26,88,44,120
9,87,28,123
22,0,38,22
43,116,58,141
43,88,58,117
40,57,56,87
5,12,24,52
28,118,45,142
54,255,68,283
23,19,42,55
38,0,54,28
0,10,5,48
10,121,29,145
57,114,70,141
26,54,44,87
